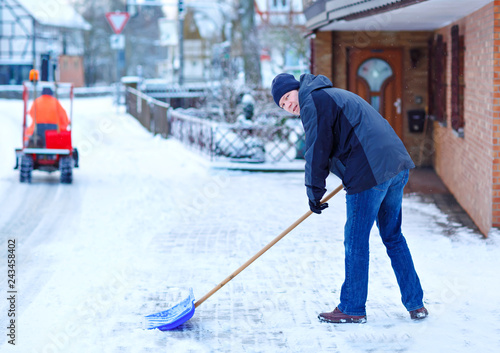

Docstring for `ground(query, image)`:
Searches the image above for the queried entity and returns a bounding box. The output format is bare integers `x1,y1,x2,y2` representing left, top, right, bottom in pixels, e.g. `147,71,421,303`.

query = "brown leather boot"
318,307,367,323
409,307,428,320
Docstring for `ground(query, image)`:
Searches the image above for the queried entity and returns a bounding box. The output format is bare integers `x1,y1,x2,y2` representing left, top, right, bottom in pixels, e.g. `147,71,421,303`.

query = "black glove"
309,199,328,214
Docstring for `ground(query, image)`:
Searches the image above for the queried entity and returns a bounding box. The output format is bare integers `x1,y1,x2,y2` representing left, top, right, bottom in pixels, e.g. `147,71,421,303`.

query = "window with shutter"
451,25,465,136
428,34,447,124
435,35,447,124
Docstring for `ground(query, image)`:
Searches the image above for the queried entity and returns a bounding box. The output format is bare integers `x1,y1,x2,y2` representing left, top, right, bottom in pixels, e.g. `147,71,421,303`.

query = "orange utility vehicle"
14,70,78,183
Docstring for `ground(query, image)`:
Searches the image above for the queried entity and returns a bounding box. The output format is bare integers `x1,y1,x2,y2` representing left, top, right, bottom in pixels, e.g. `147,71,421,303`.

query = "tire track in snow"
0,181,83,319
0,183,56,246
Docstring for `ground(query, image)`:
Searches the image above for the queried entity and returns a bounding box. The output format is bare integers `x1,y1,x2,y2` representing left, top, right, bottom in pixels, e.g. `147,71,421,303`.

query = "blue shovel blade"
143,288,195,331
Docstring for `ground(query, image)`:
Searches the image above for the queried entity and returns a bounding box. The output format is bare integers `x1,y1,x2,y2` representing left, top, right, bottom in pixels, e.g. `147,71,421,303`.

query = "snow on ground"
0,96,499,353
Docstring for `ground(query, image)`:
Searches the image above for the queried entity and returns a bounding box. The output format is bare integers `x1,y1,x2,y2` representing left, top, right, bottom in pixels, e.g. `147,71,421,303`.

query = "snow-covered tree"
237,0,262,88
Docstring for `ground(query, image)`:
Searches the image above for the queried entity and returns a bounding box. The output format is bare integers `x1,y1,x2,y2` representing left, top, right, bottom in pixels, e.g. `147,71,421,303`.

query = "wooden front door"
348,48,403,139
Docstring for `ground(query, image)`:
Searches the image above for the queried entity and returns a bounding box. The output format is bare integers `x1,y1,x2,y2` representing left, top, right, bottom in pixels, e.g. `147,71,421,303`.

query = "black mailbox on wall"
407,109,426,133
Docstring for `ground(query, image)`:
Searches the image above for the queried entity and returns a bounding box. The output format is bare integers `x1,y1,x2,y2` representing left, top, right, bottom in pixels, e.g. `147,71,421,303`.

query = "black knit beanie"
271,73,300,107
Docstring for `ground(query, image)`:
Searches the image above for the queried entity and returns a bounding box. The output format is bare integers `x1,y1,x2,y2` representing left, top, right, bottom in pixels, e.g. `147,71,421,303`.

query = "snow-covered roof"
17,0,91,30
255,0,303,12
192,7,224,39
189,1,232,40
305,0,493,31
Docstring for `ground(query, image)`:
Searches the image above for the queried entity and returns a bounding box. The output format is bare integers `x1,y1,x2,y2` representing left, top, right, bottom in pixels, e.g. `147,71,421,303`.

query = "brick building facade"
303,0,497,236
432,3,498,236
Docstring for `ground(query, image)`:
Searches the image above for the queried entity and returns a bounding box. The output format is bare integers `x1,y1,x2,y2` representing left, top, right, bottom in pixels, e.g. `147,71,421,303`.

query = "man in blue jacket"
271,73,428,323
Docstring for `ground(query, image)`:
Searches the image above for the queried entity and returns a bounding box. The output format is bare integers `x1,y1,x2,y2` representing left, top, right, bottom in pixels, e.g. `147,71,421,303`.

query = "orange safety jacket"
25,94,70,140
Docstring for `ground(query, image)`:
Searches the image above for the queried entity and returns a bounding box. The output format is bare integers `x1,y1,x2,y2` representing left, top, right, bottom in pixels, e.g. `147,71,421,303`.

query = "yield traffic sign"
105,12,130,34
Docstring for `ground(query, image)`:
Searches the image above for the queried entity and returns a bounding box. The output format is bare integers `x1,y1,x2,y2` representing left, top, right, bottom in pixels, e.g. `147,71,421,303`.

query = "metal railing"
168,109,215,157
126,87,170,137
126,87,306,163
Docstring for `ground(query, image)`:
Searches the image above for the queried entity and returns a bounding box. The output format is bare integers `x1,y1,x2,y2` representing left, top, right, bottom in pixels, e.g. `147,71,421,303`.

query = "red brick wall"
433,2,496,235
492,2,500,229
311,31,333,78
310,3,500,235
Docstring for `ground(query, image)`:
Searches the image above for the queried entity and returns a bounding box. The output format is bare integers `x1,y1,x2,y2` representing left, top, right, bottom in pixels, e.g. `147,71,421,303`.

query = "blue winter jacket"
299,74,415,200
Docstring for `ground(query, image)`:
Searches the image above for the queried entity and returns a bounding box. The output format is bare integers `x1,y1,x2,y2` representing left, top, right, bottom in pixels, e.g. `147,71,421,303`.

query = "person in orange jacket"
24,87,70,146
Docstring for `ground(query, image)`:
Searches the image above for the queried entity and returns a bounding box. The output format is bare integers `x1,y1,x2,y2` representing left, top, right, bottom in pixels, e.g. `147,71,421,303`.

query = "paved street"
1,97,498,353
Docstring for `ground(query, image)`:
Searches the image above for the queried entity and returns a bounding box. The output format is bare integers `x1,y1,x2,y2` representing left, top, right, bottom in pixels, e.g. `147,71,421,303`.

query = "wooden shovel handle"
194,183,344,308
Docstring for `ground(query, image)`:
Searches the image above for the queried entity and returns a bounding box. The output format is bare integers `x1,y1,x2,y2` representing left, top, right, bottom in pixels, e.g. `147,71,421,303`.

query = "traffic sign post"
106,11,130,108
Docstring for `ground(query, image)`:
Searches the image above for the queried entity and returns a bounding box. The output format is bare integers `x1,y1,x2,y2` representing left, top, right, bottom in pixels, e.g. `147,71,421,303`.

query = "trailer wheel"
60,156,73,184
20,155,33,183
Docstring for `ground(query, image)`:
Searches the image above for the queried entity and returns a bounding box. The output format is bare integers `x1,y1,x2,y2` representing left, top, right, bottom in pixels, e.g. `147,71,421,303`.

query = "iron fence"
126,87,306,163
126,87,170,137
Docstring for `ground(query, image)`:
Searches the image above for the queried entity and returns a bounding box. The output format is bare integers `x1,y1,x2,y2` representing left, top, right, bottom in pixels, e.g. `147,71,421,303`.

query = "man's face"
279,89,300,116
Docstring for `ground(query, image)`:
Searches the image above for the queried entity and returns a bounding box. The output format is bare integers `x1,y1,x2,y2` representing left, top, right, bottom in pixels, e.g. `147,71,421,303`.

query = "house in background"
302,0,497,236
255,0,309,86
0,0,90,86
157,2,230,84
157,0,309,87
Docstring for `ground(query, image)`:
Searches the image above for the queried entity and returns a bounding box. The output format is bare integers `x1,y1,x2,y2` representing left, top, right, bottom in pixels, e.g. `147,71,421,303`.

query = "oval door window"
357,58,393,113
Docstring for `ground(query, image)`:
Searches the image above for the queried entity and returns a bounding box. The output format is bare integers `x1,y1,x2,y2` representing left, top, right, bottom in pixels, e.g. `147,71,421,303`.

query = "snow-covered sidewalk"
0,97,498,353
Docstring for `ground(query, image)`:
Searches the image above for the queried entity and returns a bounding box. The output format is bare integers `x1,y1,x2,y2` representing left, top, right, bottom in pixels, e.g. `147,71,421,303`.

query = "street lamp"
178,0,184,85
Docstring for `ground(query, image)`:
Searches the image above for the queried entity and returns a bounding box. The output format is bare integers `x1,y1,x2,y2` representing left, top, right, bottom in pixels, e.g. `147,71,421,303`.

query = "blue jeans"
337,169,424,316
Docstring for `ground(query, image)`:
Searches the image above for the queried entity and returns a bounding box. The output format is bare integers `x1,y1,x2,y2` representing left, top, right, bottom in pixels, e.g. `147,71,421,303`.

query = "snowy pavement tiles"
0,97,499,353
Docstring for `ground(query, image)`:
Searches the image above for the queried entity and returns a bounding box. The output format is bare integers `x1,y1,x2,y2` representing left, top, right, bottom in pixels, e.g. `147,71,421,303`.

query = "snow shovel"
144,183,344,331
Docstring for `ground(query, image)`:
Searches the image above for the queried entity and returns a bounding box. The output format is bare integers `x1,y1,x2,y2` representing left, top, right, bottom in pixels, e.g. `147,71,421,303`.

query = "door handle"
393,98,401,114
